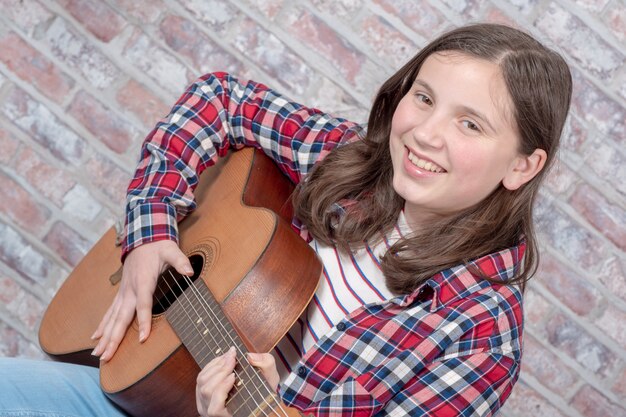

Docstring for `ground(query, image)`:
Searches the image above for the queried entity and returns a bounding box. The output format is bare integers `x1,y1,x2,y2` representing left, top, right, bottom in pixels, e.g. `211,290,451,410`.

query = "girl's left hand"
196,347,280,417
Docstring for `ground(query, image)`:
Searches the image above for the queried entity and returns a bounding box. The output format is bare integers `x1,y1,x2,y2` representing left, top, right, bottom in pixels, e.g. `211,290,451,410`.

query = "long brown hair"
293,23,572,294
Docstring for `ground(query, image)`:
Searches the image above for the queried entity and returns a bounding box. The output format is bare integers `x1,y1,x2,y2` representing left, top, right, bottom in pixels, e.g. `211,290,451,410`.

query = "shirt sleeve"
382,352,517,417
286,351,517,417
122,72,364,259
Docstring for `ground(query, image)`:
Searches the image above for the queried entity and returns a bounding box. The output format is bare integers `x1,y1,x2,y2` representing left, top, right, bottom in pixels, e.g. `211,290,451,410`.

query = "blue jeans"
0,357,129,417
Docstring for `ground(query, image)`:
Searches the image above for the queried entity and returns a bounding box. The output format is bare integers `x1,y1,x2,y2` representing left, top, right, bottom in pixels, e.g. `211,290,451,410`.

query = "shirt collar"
396,240,526,310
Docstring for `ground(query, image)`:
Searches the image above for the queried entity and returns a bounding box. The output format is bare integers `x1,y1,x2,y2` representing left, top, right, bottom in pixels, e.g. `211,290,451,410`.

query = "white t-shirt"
274,211,411,380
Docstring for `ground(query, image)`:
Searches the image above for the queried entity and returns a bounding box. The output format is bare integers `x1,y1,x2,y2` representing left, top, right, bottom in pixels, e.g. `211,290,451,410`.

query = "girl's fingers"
247,352,280,390
196,347,238,417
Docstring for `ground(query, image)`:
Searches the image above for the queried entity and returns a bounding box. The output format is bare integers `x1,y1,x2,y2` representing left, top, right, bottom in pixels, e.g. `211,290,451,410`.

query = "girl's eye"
415,93,433,106
462,120,481,132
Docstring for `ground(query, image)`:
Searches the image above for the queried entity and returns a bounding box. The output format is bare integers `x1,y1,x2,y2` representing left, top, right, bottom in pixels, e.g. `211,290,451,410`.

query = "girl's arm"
283,351,518,417
122,72,364,259
93,73,363,362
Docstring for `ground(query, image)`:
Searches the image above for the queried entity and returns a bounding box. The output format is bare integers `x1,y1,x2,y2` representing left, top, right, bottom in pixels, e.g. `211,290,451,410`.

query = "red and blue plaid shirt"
123,73,524,416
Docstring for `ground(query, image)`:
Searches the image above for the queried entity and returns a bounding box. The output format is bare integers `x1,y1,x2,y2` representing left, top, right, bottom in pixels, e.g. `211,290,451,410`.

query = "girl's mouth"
405,147,446,173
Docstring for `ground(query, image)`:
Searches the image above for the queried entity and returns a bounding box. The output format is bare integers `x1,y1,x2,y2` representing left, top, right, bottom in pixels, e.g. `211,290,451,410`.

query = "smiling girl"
1,23,572,417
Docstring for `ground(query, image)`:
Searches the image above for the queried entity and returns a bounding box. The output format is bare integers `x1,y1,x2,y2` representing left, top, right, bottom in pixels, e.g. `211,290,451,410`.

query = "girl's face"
389,52,542,228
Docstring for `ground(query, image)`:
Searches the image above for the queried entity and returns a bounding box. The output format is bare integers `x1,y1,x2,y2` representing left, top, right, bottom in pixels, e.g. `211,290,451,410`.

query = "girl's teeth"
407,151,443,173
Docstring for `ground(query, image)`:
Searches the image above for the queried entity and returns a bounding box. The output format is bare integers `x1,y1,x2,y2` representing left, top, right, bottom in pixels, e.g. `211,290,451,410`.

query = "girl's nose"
412,114,445,149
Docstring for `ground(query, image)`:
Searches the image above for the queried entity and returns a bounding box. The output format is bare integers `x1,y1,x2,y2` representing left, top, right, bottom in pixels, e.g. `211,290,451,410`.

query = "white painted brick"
535,3,624,80
44,16,120,89
2,89,85,165
123,31,190,95
61,184,102,222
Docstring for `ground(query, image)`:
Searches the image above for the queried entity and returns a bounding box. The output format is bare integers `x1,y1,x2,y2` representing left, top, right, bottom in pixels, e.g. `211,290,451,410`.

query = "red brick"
44,221,92,267
311,0,363,17
83,153,131,206
535,3,624,81
57,0,126,42
521,335,578,396
570,184,626,251
500,382,568,417
14,147,76,207
0,276,46,331
359,14,419,69
2,88,85,164
537,253,601,316
43,16,120,89
373,0,449,37
562,114,588,152
596,256,626,303
0,222,53,285
585,138,626,197
116,79,170,129
523,285,553,329
571,385,626,417
543,161,578,196
612,368,626,399
0,128,19,165
0,0,54,36
61,184,102,222
535,196,607,272
69,90,135,154
605,2,626,42
0,32,74,104
285,9,365,84
595,305,626,348
159,15,244,75
107,0,165,23
546,313,618,378
571,70,625,142
0,172,50,234
484,7,519,26
123,29,192,96
0,320,46,359
231,18,314,96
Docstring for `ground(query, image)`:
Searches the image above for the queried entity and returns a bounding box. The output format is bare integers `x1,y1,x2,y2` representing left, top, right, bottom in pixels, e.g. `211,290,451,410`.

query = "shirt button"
297,366,307,377
336,322,346,331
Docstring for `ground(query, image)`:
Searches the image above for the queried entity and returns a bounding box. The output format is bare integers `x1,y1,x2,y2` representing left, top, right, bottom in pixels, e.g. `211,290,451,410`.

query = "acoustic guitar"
39,148,321,417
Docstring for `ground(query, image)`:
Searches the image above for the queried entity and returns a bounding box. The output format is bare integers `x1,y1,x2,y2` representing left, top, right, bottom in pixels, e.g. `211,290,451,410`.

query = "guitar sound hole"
152,254,204,315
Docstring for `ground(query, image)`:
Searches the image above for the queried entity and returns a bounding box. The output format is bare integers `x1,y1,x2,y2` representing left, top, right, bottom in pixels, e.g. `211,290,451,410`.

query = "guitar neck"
166,274,283,417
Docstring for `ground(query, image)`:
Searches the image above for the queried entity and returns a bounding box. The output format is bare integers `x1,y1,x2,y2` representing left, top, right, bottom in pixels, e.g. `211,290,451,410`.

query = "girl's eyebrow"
413,79,434,96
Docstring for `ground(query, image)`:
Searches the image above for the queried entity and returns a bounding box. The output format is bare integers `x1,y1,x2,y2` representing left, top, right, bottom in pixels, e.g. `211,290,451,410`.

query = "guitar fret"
165,279,279,416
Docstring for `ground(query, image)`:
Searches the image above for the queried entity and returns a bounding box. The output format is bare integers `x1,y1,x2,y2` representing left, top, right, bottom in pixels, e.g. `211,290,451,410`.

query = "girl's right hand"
91,239,194,362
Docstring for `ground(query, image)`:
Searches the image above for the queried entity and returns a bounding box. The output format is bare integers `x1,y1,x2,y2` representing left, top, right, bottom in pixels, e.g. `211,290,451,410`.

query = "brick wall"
0,0,624,415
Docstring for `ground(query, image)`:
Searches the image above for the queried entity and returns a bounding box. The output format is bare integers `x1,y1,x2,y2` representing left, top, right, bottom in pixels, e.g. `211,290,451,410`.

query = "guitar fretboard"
166,277,282,417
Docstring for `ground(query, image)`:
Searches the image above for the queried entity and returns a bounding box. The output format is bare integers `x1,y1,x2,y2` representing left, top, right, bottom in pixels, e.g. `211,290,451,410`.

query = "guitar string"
163,270,285,417
164,271,282,417
172,271,291,417
152,268,289,417
156,273,260,417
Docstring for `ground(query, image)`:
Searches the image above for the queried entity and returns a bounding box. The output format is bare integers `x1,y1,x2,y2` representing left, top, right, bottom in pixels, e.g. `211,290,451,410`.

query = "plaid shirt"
124,73,524,416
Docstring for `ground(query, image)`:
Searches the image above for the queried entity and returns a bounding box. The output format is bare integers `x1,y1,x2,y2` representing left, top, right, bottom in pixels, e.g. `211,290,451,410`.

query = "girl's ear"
502,148,547,190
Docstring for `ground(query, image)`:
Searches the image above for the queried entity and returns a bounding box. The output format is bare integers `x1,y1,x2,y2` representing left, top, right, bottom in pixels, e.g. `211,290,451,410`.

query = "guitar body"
39,148,321,417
